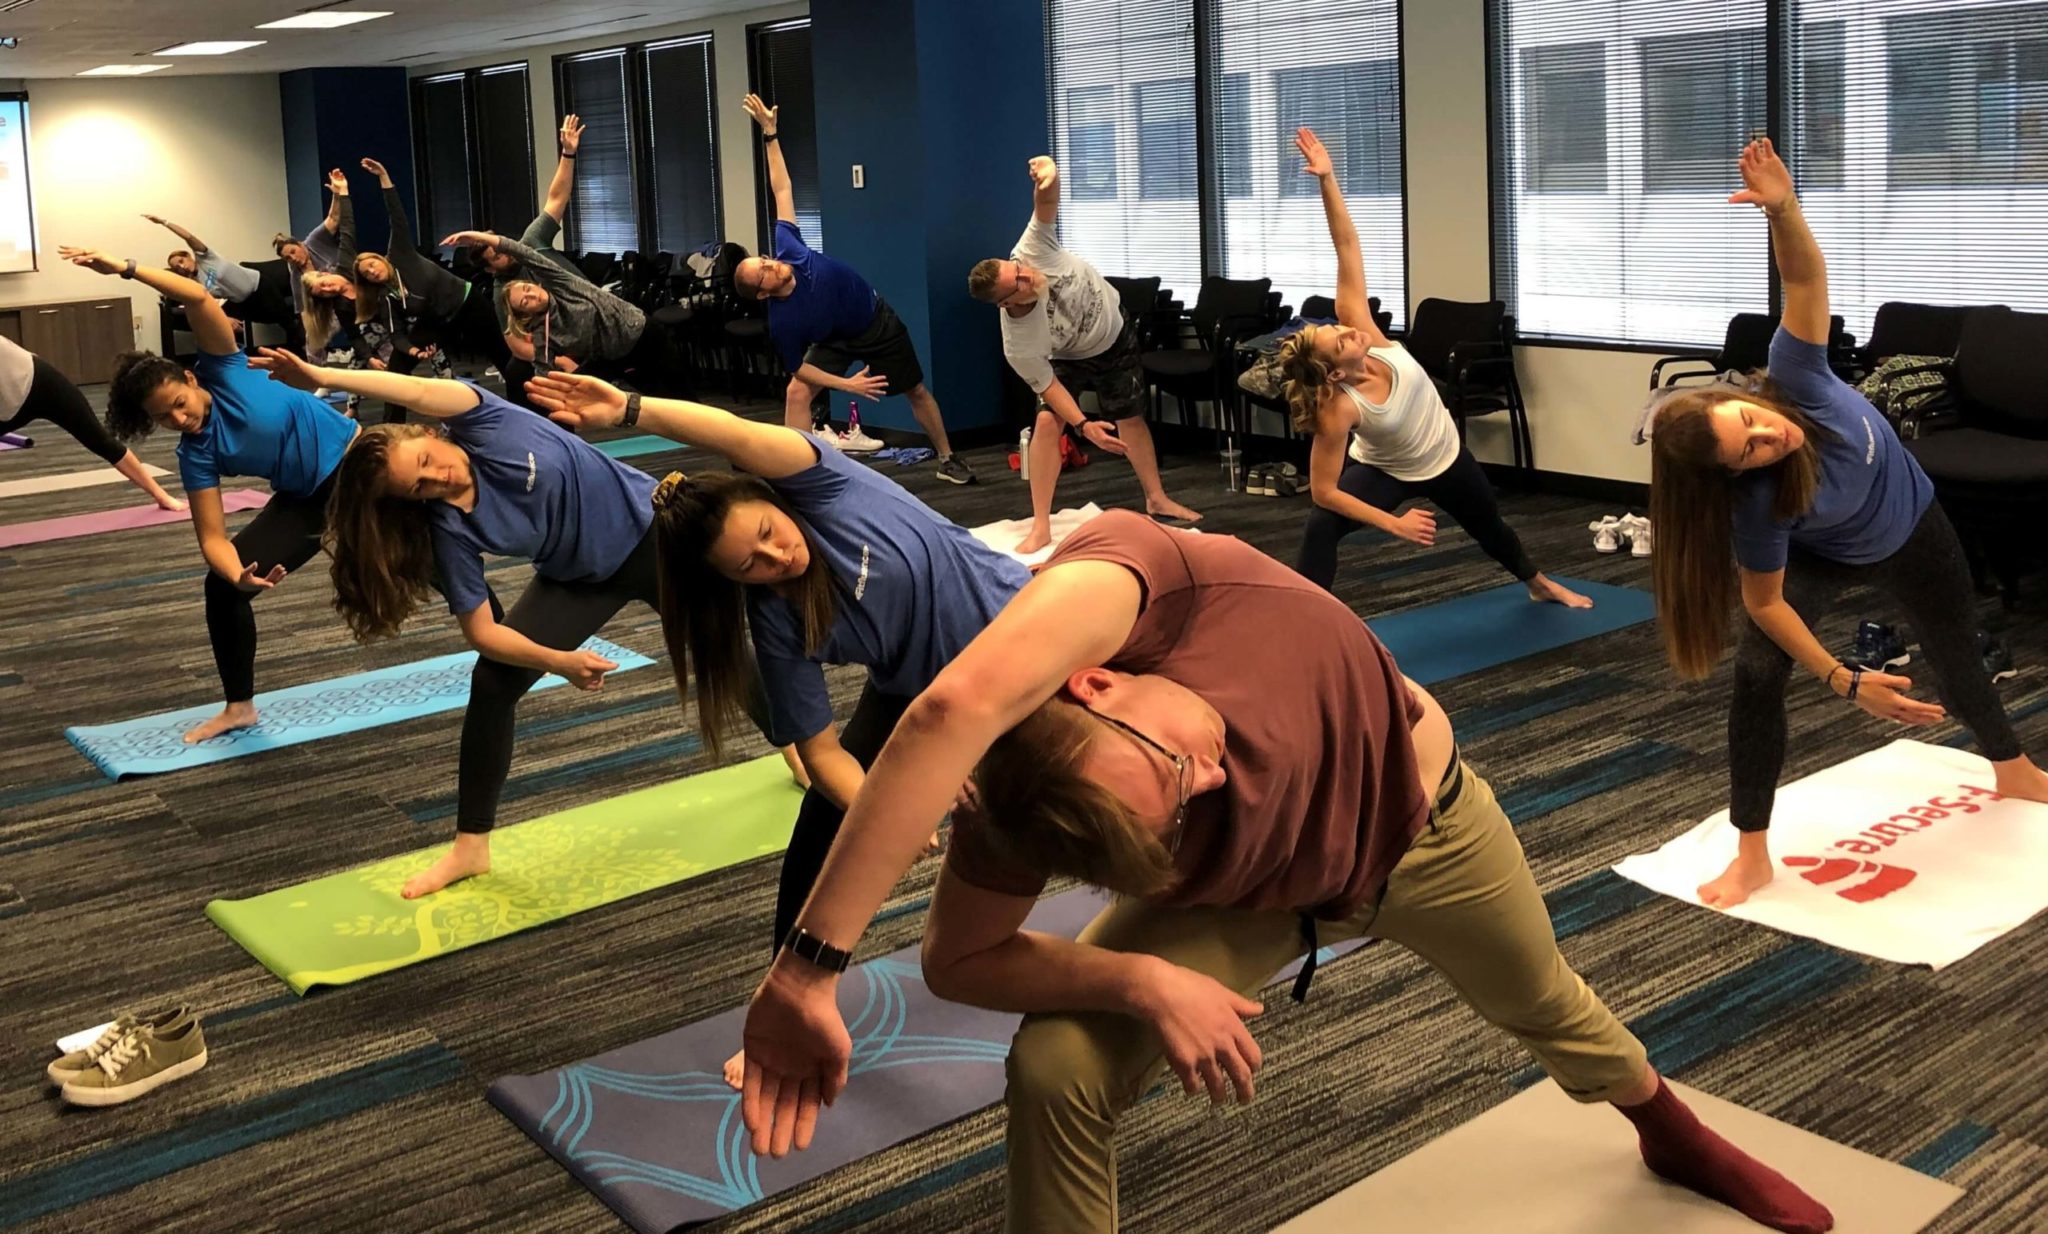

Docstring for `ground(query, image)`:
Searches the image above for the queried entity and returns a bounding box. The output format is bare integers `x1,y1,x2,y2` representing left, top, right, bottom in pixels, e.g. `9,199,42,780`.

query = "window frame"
746,16,825,254
409,62,536,250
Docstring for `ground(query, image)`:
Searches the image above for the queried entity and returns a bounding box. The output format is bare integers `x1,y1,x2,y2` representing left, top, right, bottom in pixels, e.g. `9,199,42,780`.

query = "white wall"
412,2,808,257
0,75,290,352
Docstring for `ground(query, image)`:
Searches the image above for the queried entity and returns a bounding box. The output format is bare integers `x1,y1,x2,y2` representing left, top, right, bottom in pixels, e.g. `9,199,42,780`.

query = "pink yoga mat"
0,489,269,548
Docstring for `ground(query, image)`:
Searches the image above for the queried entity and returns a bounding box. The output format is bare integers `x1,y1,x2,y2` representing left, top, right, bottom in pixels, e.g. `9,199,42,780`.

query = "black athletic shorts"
1049,320,1144,421
803,296,925,396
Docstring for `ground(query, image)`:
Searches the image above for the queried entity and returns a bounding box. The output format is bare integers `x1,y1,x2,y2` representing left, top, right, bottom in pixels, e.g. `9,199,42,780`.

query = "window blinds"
412,74,472,248
644,36,722,254
558,49,640,255
473,65,535,237
753,20,825,251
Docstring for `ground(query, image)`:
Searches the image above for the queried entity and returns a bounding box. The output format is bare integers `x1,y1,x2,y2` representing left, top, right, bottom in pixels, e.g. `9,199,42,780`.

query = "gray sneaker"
61,1016,209,1107
46,1005,190,1086
936,454,976,485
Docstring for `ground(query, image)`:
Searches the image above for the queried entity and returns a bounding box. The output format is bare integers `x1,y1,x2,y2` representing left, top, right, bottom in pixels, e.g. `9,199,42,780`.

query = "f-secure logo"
1782,855,1916,903
526,451,537,492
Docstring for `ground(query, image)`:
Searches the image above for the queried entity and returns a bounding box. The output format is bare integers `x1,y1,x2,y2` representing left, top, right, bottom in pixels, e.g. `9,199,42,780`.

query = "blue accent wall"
278,68,416,255
810,0,1047,435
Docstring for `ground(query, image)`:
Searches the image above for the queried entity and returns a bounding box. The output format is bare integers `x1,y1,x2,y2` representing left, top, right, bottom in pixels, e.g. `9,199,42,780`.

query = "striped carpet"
1,383,2041,1233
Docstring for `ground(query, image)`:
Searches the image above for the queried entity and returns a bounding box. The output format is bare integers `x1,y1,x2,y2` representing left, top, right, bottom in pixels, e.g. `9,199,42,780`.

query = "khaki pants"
1002,763,1649,1233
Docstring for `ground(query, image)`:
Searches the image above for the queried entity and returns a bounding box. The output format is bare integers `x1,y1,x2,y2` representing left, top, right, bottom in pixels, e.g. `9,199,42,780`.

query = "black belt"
1292,747,1463,1005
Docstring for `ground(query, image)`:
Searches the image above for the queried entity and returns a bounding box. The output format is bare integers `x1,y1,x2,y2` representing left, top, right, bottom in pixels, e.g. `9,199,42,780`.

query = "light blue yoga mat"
66,637,654,781
593,436,687,462
1368,577,1655,687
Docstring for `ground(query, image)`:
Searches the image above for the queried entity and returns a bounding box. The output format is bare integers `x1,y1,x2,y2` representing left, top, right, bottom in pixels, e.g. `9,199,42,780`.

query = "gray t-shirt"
196,248,261,304
998,217,1124,393
499,236,644,362
494,213,583,331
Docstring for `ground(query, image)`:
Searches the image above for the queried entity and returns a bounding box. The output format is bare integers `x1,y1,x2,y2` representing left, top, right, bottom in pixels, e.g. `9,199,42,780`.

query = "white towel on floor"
968,503,1107,567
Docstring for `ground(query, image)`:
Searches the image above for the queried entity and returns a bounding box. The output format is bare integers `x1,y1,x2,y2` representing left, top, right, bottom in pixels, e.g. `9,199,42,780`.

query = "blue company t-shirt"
1730,328,1934,573
178,350,355,496
747,436,1031,745
766,220,879,373
427,384,657,616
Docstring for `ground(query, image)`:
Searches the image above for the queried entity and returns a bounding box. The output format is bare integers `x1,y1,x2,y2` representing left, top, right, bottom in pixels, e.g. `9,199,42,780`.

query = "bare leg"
783,376,821,432
904,385,955,456
1019,407,1065,555
1698,829,1775,909
1114,415,1201,523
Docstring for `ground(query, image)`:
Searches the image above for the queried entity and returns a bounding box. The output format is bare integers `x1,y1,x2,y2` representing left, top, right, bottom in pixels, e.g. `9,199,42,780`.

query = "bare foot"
1015,526,1053,555
183,701,258,744
1528,573,1594,609
1698,848,1774,909
1992,756,2048,805
782,746,811,790
1146,498,1203,524
723,1048,746,1091
401,833,492,899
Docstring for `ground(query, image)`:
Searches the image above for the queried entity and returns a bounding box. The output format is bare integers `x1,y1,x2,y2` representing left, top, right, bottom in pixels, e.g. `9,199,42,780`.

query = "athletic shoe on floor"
813,429,841,451
1844,621,1911,671
1980,631,2017,684
1273,463,1302,496
46,1006,191,1086
1619,513,1653,557
1243,464,1267,496
1589,515,1623,554
61,1016,208,1107
936,454,976,485
837,425,884,454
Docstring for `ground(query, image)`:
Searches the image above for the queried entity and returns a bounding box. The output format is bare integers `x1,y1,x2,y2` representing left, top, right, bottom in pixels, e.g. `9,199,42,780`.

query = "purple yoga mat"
488,887,1370,1232
0,432,30,451
0,488,268,549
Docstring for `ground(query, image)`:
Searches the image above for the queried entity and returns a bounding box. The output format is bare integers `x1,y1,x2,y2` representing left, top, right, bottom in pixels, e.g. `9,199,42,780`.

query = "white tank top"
1340,343,1461,482
0,334,36,421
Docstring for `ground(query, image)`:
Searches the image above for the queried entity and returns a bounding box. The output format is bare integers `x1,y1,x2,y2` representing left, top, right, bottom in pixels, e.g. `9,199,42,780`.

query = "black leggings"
2,358,126,465
204,474,335,702
1729,502,2022,831
455,527,772,834
1295,447,1537,591
771,681,915,953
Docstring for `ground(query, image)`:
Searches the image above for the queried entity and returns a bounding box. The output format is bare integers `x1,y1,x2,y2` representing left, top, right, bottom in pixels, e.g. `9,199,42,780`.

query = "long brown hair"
1648,374,1832,680
1276,327,1336,433
351,253,407,326
972,696,1181,898
651,471,839,759
324,424,439,641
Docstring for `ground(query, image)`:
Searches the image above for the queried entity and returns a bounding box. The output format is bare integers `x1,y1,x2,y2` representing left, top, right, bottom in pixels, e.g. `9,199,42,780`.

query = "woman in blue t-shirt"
64,246,359,746
527,368,1031,1083
1642,140,2048,909
251,349,794,900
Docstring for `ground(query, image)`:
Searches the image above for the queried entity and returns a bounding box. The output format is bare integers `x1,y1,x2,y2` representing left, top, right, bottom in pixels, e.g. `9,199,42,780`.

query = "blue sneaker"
1979,632,2017,684
1844,621,1910,671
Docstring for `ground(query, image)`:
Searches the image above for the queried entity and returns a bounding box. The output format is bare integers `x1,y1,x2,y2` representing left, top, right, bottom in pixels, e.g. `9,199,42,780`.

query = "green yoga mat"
205,755,803,994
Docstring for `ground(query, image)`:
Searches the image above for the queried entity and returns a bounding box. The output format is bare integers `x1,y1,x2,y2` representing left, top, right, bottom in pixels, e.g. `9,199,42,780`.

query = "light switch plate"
852,164,865,189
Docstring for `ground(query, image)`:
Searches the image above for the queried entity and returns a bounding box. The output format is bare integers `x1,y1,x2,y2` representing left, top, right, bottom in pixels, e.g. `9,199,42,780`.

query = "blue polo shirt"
427,384,657,615
177,349,354,496
748,435,1031,745
765,220,879,373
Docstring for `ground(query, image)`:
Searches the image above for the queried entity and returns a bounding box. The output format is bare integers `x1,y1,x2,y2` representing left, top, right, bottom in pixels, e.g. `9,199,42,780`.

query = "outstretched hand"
235,562,287,593
57,247,123,276
360,157,391,184
141,213,167,226
1845,670,1946,726
559,113,585,156
1296,127,1334,180
327,167,349,196
741,962,853,1157
1080,420,1128,456
438,230,500,250
251,346,324,392
1028,156,1059,192
526,370,629,430
743,93,779,137
1729,137,1795,214
842,365,887,401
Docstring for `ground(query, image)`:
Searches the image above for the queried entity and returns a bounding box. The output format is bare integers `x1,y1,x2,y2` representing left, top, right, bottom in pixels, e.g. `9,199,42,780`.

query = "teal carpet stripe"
400,733,704,824
0,1044,465,1230
0,672,19,687
64,566,203,597
1494,740,1692,823
515,690,675,741
0,777,107,812
1452,673,1631,741
1903,1121,1995,1178
1622,942,1867,1076
207,993,303,1029
1943,691,2048,748
874,894,934,926
1542,870,1659,938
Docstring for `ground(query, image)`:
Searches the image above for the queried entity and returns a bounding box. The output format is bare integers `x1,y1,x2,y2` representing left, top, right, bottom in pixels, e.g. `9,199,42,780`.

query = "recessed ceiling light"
155,40,267,56
77,64,169,75
255,11,394,29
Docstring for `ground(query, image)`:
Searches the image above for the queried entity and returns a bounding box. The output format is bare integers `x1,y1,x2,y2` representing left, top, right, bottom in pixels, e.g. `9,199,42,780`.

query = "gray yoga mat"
488,887,1368,1231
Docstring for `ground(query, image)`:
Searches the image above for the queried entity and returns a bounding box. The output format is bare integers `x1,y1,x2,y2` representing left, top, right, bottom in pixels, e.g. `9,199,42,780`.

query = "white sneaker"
1620,514,1653,557
1589,515,1623,554
812,428,841,450
837,425,884,454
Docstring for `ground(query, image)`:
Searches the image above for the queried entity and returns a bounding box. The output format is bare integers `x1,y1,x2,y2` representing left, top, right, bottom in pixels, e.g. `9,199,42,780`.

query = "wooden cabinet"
0,296,138,384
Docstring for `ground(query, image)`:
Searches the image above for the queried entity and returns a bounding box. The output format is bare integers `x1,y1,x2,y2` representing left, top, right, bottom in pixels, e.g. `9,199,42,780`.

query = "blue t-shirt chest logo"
526,451,537,492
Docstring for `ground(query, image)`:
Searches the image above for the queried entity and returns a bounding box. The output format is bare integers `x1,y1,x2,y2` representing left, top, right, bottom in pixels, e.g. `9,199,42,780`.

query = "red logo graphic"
1782,856,1918,903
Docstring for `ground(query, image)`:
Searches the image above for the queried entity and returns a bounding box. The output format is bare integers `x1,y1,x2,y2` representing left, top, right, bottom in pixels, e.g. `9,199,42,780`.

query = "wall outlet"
852,164,865,189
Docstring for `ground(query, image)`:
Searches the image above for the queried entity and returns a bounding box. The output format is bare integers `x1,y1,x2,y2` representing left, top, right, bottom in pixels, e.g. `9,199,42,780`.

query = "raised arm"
744,94,797,224
60,247,237,355
1029,155,1060,226
362,158,415,257
542,114,583,223
142,214,209,255
251,347,482,418
525,371,819,478
333,190,359,271
1731,138,1828,346
1298,128,1384,343
322,167,347,237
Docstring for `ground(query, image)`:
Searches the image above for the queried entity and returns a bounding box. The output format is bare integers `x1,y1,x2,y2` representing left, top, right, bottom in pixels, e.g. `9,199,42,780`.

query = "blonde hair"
1276,326,1337,432
300,270,342,356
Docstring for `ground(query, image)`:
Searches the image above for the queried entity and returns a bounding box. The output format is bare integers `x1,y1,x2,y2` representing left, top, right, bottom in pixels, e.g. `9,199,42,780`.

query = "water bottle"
1019,426,1032,481
1220,442,1242,492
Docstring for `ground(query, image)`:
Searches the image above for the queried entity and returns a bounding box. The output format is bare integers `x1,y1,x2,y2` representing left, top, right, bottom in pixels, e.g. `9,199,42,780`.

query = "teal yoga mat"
593,436,687,462
1368,577,1654,686
66,637,653,780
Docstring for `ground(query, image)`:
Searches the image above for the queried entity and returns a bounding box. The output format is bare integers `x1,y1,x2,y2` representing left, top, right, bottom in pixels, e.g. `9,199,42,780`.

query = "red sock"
1616,1078,1834,1234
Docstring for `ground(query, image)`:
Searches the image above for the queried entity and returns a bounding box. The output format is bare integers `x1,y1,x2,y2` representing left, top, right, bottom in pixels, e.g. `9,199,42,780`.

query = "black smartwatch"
623,391,642,427
782,926,853,973
763,133,780,144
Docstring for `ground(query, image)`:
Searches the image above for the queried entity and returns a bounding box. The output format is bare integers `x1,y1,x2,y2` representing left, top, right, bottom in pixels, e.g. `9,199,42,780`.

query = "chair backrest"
1300,294,1336,320
1404,298,1505,380
1865,301,1975,364
1952,306,2048,436
1190,276,1272,343
1719,312,1850,372
1105,275,1161,323
578,251,618,285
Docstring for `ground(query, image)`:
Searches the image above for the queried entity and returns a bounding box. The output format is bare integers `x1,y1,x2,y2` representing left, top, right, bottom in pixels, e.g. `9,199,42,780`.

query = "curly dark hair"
106,351,187,443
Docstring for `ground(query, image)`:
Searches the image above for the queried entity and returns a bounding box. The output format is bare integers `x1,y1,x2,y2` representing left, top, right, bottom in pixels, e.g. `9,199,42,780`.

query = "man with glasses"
736,509,1832,1234
731,93,973,485
968,156,1201,554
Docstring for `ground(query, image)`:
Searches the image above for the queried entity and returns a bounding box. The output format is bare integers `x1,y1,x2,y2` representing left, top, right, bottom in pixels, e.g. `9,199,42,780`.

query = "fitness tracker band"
763,133,780,144
782,926,853,973
120,259,137,280
623,391,643,428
